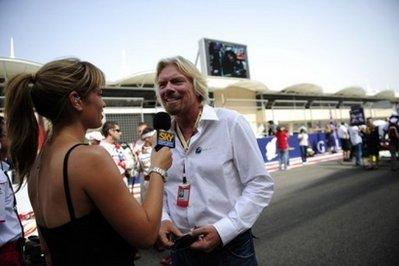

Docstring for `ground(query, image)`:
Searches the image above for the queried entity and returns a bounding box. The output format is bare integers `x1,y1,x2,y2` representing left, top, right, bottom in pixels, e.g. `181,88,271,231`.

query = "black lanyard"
182,162,187,184
175,109,202,184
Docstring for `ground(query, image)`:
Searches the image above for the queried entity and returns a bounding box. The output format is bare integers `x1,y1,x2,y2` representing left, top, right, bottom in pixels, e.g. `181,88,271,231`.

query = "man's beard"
163,103,181,116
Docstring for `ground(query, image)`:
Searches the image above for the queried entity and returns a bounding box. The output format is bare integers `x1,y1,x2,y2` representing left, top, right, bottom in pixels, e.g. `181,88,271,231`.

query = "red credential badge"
176,183,191,208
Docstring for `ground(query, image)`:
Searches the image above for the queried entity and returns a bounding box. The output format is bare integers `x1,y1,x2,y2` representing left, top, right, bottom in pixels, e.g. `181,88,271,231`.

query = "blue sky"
1,0,398,94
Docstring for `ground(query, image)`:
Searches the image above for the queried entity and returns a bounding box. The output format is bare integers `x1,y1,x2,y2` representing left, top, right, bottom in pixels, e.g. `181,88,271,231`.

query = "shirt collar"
171,104,219,131
1,160,10,172
200,104,219,122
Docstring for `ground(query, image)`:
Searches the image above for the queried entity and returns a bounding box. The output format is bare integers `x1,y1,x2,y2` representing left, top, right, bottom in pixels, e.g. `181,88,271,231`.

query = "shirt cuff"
213,218,239,246
161,210,171,222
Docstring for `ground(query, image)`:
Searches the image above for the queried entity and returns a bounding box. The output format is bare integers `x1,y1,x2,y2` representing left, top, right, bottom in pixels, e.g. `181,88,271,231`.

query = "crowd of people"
267,114,399,172
336,116,399,170
1,56,274,266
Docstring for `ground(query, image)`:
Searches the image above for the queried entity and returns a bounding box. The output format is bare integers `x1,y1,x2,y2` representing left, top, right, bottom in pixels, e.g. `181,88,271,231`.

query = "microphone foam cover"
153,112,171,131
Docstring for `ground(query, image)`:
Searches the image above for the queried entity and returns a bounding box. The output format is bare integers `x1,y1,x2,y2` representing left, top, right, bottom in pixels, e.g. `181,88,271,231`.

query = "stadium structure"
1,56,398,143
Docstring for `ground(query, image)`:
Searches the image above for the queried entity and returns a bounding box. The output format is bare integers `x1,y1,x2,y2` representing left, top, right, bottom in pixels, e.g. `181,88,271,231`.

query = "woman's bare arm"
76,145,171,248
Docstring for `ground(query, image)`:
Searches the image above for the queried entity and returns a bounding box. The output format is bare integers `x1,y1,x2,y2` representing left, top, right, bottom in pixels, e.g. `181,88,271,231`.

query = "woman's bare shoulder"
68,144,114,171
74,144,110,158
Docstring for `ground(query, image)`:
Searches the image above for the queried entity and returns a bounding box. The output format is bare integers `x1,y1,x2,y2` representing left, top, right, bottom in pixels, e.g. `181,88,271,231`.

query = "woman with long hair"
4,58,172,265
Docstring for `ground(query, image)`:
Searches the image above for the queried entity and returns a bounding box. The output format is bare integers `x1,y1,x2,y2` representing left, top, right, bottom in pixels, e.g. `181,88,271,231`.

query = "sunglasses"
114,128,121,132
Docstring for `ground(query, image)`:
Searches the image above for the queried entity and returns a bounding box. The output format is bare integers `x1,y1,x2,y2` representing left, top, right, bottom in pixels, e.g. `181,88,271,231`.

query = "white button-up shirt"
162,105,274,245
0,162,22,247
337,124,349,139
349,125,362,145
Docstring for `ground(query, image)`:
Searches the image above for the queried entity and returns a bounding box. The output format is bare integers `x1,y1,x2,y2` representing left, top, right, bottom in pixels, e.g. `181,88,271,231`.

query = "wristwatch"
149,167,167,182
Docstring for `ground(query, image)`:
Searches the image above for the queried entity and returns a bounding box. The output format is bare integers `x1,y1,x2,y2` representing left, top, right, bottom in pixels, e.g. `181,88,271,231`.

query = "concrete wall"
213,87,259,132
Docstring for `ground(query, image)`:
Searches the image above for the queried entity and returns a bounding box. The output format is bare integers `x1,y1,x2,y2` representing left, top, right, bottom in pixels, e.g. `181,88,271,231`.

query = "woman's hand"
150,147,172,171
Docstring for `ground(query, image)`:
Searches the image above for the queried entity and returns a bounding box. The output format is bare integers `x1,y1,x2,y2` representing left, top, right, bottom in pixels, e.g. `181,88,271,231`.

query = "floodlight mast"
198,38,208,75
194,50,200,68
10,37,15,58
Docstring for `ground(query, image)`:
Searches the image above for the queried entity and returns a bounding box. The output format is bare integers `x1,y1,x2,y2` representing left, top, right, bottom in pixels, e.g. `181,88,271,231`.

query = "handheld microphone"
153,112,175,151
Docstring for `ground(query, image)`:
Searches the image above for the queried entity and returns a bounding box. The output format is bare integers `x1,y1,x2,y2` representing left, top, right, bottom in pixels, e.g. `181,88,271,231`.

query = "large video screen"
200,38,250,79
349,105,365,126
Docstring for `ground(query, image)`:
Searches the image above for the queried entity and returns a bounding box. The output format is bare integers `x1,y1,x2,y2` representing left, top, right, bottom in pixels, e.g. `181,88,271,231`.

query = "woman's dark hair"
4,58,105,189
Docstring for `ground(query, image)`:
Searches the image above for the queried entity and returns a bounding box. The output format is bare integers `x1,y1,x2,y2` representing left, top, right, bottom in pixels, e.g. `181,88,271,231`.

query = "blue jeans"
278,149,289,169
171,229,258,266
353,143,363,165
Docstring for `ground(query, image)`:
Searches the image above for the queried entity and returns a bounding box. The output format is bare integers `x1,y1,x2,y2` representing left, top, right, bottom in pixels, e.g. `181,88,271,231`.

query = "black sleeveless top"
37,144,135,266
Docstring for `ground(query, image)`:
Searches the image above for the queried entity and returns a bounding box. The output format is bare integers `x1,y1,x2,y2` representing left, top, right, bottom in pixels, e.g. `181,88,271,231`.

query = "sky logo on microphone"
157,130,175,148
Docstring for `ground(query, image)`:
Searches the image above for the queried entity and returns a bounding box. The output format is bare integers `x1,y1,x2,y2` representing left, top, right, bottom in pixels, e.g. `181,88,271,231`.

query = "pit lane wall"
257,132,337,163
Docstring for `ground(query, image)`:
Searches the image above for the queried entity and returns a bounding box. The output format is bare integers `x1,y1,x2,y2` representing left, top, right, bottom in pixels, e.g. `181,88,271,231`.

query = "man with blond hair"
155,56,274,265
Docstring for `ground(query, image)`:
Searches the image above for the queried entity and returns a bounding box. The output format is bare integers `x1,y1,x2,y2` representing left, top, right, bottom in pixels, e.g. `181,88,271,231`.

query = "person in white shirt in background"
348,125,363,166
129,122,149,191
120,142,139,194
298,127,309,164
0,116,24,265
85,131,104,145
132,122,149,156
338,122,351,162
100,121,134,182
137,127,156,202
155,56,274,265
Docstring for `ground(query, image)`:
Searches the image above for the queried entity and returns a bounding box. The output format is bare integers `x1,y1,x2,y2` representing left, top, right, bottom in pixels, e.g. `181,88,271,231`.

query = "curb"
266,152,343,173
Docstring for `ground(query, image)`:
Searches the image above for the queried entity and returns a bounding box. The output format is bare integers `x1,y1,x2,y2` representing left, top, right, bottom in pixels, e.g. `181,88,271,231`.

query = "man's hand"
158,220,183,248
190,225,222,252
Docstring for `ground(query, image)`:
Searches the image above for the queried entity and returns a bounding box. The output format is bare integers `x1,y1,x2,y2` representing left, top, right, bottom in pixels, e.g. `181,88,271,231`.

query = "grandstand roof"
0,57,42,81
224,80,270,93
334,86,366,97
112,72,270,93
373,89,395,100
1,57,397,102
281,83,323,95
111,71,155,87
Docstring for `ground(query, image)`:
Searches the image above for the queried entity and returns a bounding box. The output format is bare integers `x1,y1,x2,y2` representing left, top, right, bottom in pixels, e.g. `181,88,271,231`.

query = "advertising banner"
257,132,334,163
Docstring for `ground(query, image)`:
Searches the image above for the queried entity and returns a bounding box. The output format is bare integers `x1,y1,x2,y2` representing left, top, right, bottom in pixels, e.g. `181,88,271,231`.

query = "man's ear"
68,91,83,111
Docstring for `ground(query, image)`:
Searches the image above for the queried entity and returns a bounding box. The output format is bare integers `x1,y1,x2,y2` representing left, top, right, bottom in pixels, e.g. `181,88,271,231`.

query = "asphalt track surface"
137,158,399,265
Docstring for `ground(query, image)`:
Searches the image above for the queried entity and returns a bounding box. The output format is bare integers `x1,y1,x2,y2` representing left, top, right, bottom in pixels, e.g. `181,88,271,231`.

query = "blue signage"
257,132,337,163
